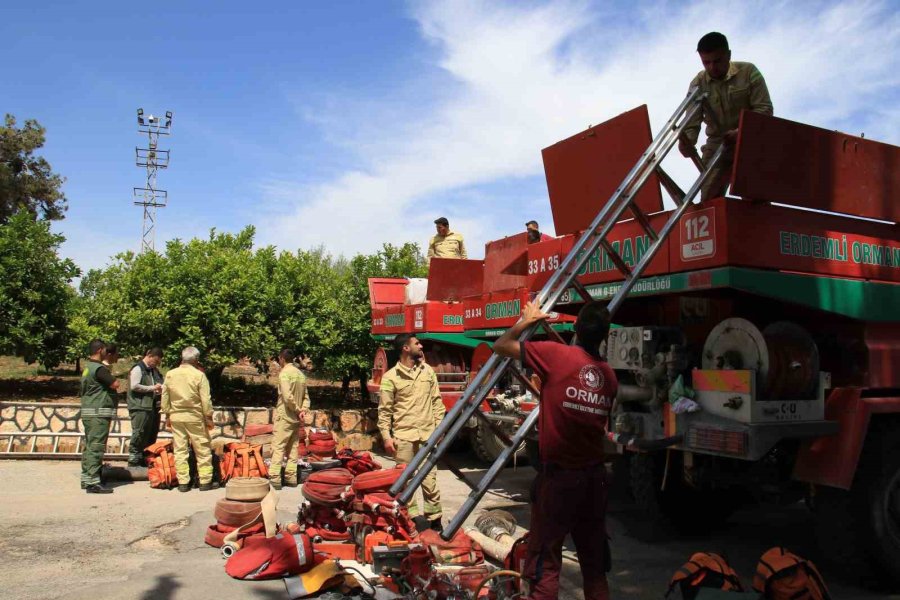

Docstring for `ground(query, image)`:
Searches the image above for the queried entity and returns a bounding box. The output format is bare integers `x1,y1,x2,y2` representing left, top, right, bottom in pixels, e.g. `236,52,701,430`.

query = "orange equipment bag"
666,552,744,600
145,440,178,489
219,442,269,483
752,547,831,600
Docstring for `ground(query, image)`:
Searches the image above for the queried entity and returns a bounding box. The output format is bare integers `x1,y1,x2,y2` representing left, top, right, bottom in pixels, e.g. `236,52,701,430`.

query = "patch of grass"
0,356,70,380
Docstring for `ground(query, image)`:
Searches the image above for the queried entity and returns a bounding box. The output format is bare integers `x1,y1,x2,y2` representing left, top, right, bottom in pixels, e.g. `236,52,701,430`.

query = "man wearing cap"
679,31,773,201
427,217,467,263
526,220,553,244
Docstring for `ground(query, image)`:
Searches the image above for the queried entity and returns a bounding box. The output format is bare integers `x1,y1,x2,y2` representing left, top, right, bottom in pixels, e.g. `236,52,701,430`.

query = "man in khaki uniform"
679,32,773,201
270,349,311,490
427,217,467,263
161,346,217,492
378,334,445,530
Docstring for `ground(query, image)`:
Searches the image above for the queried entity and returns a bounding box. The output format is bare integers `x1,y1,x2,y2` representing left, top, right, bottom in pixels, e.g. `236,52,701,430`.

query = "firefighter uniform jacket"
682,61,773,153
161,364,212,423
378,361,445,443
427,232,467,261
277,363,310,424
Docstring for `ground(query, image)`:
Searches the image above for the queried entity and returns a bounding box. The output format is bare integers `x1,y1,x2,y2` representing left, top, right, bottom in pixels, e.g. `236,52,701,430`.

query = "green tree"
0,211,80,367
334,242,428,393
0,115,67,223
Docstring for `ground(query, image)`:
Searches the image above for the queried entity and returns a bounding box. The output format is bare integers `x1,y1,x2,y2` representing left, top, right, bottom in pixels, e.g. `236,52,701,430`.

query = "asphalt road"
0,456,895,599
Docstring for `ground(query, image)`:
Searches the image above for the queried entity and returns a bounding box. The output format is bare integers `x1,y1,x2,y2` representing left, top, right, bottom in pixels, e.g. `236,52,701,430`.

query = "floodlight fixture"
132,106,173,253
137,108,145,126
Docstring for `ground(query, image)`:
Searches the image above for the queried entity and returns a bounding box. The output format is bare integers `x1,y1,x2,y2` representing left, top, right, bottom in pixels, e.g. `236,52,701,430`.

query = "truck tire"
629,450,735,531
469,419,526,464
814,422,900,585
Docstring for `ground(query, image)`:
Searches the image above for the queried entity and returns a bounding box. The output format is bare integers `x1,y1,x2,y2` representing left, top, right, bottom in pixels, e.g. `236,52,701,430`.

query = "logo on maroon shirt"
578,364,604,392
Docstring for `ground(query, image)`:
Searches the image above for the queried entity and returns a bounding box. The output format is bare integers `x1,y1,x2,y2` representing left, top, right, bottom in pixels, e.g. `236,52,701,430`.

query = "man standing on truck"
378,333,445,531
427,217,467,263
679,31,773,201
80,339,121,494
493,301,617,600
161,346,217,492
269,348,311,490
126,347,165,467
526,220,553,244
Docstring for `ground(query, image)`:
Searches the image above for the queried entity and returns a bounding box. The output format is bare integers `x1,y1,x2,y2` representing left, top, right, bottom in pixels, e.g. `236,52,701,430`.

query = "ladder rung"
52,435,60,453
571,279,593,304
656,165,687,206
539,319,566,345
628,202,658,241
600,240,632,277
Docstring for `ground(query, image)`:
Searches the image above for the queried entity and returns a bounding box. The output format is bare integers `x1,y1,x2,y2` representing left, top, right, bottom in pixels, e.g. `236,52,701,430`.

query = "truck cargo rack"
390,87,726,540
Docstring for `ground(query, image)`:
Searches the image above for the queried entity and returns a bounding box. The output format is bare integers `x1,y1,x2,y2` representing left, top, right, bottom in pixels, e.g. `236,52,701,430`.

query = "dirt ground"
0,453,896,600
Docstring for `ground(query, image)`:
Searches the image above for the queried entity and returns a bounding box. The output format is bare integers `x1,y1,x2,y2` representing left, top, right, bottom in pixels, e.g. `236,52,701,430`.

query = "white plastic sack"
405,278,428,305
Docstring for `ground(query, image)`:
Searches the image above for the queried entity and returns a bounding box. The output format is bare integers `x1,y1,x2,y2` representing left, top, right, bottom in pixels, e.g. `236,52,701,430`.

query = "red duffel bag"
301,468,353,507
419,529,484,565
351,464,406,494
336,449,381,475
225,532,314,580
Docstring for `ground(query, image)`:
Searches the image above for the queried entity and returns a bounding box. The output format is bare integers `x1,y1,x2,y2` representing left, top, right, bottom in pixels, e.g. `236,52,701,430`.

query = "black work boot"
429,518,443,532
199,481,220,492
85,484,114,494
413,516,430,533
177,484,191,493
270,480,283,491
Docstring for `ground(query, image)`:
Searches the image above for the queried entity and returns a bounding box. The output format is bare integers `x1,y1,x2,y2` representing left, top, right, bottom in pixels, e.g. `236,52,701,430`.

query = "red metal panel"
427,258,484,301
526,212,672,291
865,323,900,388
793,387,864,489
409,302,465,333
483,233,530,293
464,288,527,330
367,277,407,309
732,112,900,222
668,199,900,283
794,391,900,489
463,288,574,330
541,105,663,237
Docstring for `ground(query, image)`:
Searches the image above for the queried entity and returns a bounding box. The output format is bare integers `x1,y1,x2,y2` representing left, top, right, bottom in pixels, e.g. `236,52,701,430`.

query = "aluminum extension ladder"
390,87,726,540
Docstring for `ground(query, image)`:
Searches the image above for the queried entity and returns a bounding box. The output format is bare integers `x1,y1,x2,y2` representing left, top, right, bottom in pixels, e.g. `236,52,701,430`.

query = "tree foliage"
71,227,427,392
0,211,80,367
0,115,67,223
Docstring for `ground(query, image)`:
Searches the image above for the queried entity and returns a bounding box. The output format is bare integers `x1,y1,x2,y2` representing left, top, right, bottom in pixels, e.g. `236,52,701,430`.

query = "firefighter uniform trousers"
171,420,213,485
394,439,441,519
270,415,301,484
80,415,112,487
525,464,610,600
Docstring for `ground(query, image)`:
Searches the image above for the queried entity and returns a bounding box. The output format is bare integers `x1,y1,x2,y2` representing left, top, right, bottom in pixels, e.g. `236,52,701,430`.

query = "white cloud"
257,0,900,259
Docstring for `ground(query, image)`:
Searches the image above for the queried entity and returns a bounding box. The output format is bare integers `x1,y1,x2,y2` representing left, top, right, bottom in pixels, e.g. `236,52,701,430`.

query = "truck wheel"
469,419,526,464
629,450,734,530
814,425,900,585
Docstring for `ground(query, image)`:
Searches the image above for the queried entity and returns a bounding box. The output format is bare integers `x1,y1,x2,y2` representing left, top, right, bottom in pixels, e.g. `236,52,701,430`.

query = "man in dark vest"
80,339,121,493
127,347,165,467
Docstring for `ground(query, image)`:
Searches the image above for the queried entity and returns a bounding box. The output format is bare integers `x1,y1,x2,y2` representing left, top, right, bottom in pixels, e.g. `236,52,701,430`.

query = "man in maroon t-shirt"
494,300,616,600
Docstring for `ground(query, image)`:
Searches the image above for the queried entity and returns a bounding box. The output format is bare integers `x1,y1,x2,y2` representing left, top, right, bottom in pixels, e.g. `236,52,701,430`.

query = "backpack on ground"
666,552,744,600
220,442,268,483
753,547,831,600
145,440,178,489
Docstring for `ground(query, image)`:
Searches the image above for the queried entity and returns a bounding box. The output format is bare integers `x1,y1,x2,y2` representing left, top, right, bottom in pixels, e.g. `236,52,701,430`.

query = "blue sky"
3,0,898,274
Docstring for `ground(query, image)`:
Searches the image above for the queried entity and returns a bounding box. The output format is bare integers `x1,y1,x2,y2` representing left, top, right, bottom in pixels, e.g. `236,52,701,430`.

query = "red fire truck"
373,103,900,581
